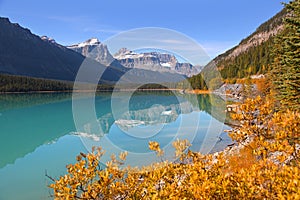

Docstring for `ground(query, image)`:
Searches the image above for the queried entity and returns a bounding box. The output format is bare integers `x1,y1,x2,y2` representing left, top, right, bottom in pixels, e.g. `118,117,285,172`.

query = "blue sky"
0,0,287,60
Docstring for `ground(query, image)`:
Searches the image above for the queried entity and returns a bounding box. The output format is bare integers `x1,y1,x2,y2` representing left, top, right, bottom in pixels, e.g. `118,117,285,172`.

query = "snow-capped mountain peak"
67,38,115,66
68,37,101,48
79,38,100,47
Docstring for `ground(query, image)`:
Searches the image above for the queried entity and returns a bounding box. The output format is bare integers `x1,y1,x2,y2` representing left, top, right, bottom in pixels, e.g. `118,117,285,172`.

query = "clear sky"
0,0,288,59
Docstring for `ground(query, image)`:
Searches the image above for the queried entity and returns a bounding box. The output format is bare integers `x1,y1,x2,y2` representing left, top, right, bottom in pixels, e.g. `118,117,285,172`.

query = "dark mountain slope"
0,17,123,82
0,17,82,80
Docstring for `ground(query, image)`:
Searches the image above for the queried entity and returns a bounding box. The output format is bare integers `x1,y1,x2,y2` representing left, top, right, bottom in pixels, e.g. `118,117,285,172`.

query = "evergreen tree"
271,0,300,111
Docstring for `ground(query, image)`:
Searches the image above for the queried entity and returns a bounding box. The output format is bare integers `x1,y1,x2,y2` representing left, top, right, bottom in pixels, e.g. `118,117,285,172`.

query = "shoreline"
185,89,211,94
0,89,212,94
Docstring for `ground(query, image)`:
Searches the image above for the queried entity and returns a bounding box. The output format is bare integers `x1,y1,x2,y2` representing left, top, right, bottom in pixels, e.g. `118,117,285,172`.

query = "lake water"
0,92,232,200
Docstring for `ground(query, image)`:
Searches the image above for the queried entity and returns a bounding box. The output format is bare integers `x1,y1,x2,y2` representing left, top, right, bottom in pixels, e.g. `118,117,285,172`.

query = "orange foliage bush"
49,95,300,199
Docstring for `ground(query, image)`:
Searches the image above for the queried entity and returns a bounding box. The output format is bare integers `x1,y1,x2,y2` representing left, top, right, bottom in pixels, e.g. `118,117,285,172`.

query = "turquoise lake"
0,92,232,200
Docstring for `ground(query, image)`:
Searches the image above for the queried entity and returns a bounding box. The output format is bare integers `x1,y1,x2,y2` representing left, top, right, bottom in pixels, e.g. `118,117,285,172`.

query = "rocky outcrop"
213,83,258,102
175,63,196,76
225,25,283,61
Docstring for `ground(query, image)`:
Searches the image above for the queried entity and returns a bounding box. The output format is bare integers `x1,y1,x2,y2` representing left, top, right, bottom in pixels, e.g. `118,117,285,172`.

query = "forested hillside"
218,37,274,79
188,8,287,88
217,9,286,79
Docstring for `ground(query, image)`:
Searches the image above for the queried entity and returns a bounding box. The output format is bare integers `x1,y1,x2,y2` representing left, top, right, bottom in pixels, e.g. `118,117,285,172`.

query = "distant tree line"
0,74,73,92
0,74,184,92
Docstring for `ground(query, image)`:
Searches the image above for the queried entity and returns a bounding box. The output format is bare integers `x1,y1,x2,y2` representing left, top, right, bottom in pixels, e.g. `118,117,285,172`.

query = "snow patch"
161,62,172,68
115,52,156,60
68,38,101,48
77,38,100,47
41,36,56,44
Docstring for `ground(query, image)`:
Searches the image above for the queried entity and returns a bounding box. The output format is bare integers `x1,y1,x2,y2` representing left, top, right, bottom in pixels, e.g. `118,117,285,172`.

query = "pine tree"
271,0,300,111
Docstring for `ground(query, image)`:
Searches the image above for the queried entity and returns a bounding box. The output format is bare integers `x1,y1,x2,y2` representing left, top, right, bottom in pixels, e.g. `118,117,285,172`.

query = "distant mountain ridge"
67,38,200,77
114,48,200,77
0,17,187,88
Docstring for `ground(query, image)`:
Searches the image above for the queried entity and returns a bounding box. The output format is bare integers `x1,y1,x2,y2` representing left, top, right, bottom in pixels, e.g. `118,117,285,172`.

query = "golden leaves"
119,151,128,161
149,141,164,157
172,139,191,161
49,140,300,199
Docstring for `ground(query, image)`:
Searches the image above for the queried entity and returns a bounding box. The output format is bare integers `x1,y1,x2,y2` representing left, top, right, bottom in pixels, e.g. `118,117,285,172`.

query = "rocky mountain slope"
217,12,285,62
67,38,114,66
187,8,287,89
213,9,287,79
114,48,200,77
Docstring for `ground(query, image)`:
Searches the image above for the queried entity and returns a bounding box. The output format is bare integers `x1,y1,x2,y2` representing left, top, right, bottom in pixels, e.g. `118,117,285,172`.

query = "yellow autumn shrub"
50,96,300,199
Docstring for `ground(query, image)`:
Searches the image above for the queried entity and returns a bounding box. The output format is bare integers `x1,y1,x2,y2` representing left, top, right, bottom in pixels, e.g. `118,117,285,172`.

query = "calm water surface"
0,92,231,200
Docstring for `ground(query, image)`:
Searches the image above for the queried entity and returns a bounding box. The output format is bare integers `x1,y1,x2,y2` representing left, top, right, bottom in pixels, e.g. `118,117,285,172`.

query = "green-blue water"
0,92,231,200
